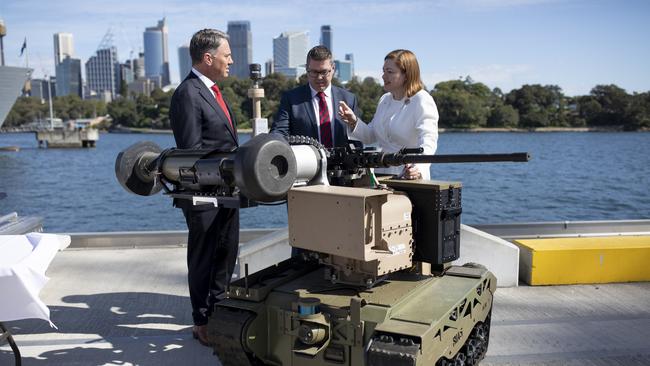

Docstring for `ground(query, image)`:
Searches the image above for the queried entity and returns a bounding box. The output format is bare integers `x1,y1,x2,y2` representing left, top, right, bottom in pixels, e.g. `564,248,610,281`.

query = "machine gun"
116,133,529,204
115,133,530,365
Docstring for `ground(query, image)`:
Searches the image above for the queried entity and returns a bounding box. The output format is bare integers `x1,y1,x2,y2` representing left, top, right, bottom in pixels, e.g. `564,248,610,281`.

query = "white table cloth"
0,233,70,327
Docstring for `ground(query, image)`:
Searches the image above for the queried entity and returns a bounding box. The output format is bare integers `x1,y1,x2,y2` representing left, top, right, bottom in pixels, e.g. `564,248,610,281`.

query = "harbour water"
1,131,649,233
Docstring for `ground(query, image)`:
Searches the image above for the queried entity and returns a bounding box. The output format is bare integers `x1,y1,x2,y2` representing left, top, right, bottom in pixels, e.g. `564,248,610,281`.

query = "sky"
0,0,648,96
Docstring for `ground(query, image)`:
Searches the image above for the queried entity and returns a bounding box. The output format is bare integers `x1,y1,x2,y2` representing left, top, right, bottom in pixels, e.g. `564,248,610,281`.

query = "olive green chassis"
208,258,495,366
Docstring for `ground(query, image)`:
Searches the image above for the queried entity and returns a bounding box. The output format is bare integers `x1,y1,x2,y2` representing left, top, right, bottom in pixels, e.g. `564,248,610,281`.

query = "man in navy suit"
271,45,361,148
169,29,238,347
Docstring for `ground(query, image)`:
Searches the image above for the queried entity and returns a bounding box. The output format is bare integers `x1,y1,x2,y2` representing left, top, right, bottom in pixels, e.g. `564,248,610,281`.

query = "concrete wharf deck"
1,244,649,365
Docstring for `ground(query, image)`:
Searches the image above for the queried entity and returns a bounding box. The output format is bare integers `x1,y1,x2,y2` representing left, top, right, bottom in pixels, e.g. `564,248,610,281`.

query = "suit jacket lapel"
302,85,318,137
194,78,238,144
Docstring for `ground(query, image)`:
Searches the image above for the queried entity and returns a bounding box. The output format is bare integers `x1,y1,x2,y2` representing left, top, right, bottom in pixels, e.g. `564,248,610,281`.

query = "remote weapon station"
115,65,529,366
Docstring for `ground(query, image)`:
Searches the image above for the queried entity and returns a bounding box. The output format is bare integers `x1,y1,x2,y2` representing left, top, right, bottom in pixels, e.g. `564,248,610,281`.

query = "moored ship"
0,18,32,129
0,65,31,128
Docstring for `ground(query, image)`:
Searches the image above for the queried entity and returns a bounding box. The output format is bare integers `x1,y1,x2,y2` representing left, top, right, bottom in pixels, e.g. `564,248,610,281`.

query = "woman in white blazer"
338,49,439,180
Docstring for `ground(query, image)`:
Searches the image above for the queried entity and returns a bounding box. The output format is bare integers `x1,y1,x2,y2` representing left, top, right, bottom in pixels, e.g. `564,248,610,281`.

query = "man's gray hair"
189,29,229,64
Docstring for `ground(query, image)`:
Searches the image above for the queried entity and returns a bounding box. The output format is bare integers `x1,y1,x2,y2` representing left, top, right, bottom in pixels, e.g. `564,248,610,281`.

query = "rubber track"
367,334,419,366
436,312,492,366
210,306,259,366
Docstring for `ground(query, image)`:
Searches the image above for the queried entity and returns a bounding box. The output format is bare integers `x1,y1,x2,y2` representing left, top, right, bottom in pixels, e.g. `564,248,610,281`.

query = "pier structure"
35,127,99,148
2,118,102,148
18,117,107,148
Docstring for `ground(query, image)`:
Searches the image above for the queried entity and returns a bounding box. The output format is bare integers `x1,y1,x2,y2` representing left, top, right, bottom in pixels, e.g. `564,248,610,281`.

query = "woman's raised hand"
338,101,358,128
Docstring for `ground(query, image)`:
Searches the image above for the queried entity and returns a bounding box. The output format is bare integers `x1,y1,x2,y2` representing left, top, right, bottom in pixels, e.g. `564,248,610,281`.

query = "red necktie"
211,84,234,131
317,91,333,148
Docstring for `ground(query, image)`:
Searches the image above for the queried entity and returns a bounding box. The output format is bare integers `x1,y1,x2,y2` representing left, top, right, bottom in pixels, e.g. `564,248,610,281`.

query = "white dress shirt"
349,89,439,179
309,84,336,146
192,68,217,98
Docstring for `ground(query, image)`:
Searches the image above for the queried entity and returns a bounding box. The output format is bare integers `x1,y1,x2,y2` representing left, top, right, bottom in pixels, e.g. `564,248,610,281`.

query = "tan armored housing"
288,185,413,284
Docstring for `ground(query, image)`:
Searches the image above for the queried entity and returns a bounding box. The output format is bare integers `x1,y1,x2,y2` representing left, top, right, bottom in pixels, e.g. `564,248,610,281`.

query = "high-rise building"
85,47,119,100
128,78,155,97
273,31,308,79
133,52,145,80
177,44,191,80
334,53,355,83
119,62,134,92
56,56,82,97
30,77,56,101
53,33,74,66
227,21,252,79
320,25,332,53
345,53,354,76
334,60,352,83
264,59,274,76
143,18,169,86
53,33,80,97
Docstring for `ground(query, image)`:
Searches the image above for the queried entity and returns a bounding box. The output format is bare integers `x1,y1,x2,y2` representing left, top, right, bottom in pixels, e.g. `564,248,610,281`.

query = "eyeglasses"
307,69,332,78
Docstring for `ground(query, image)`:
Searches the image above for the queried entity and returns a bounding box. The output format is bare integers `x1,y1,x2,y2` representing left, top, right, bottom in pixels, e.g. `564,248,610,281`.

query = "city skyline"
0,0,649,96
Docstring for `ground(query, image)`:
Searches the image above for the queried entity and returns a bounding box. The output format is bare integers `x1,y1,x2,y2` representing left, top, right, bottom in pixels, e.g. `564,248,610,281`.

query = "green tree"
505,84,568,127
574,96,601,127
431,78,492,128
150,88,173,128
588,84,630,126
107,98,138,127
53,95,88,120
9,75,645,132
297,73,308,85
83,100,107,118
487,104,519,127
4,95,110,127
624,92,650,130
259,73,297,123
4,97,48,126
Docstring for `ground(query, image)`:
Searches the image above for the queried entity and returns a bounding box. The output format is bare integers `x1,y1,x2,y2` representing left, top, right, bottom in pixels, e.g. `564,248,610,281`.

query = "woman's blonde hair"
385,49,425,98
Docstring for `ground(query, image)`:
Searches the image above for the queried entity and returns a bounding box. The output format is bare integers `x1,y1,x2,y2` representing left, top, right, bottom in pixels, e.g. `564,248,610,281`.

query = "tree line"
5,74,649,131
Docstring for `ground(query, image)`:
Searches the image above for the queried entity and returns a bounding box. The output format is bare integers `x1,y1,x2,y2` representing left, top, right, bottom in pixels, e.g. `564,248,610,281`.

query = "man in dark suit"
271,45,361,148
169,29,238,347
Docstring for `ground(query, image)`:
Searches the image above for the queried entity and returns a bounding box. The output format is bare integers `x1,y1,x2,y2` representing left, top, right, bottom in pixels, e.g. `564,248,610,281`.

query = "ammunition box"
382,179,462,265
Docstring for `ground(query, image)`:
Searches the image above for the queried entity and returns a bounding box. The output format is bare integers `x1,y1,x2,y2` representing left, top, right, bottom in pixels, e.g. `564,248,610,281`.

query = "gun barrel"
386,152,530,165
